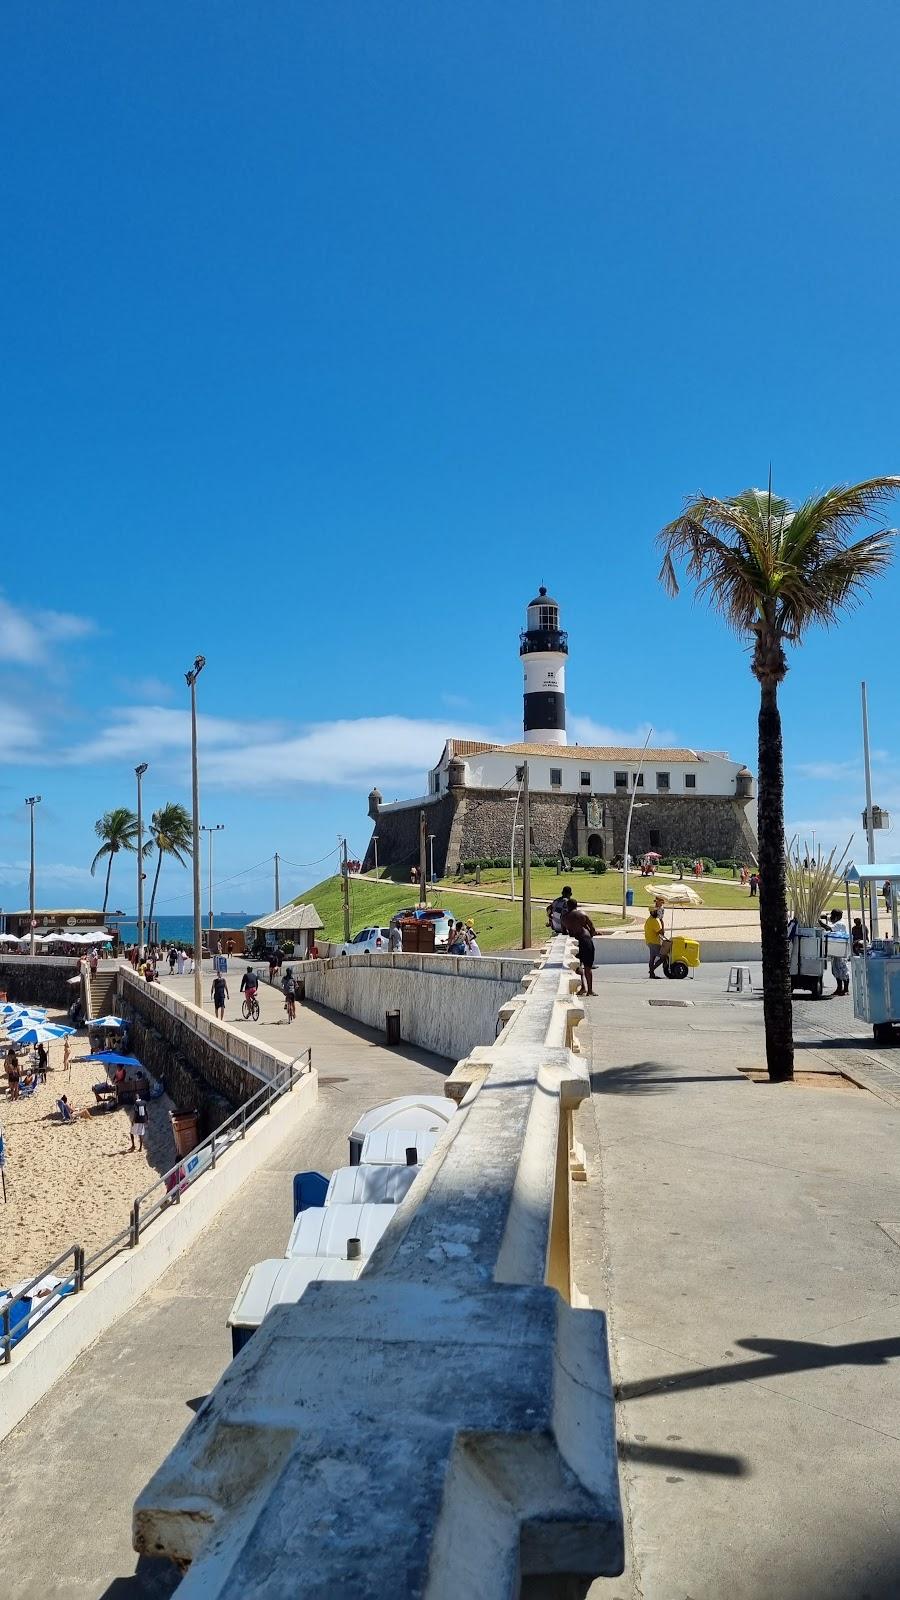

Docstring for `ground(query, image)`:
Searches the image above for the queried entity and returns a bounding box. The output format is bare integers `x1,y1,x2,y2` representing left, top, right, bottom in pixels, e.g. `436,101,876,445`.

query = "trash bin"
385,1009,401,1046
625,889,634,906
171,1111,199,1158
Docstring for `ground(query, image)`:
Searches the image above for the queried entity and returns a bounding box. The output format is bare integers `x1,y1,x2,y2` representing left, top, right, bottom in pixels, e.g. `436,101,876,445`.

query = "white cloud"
0,858,94,889
568,714,678,748
0,699,44,760
784,817,861,856
0,593,94,663
794,760,860,782
63,706,283,765
203,715,500,790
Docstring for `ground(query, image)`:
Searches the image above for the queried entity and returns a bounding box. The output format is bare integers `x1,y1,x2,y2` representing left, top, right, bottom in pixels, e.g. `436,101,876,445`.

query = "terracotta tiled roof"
447,740,704,763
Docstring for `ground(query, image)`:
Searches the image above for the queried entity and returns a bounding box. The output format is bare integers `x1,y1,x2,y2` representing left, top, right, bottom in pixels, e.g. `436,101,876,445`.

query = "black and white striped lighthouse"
520,586,568,745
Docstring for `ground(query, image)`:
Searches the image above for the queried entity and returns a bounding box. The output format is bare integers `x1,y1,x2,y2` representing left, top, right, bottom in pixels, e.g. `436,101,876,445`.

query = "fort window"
614,771,627,789
581,770,591,787
684,773,696,789
550,767,562,787
656,771,670,790
635,772,644,787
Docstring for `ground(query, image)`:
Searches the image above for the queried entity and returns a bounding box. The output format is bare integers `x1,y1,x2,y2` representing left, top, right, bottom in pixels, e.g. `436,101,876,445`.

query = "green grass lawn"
439,866,761,912
293,873,618,951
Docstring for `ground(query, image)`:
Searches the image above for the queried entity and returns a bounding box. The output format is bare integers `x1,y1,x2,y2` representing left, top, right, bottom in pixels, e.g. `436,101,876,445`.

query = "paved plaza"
582,964,900,1600
3,961,900,1597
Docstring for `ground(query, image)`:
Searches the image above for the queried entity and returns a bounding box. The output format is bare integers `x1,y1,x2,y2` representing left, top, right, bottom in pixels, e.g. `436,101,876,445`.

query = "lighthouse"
520,586,568,745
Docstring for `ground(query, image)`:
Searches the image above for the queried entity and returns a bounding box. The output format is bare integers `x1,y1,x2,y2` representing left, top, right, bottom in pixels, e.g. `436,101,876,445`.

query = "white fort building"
364,588,757,875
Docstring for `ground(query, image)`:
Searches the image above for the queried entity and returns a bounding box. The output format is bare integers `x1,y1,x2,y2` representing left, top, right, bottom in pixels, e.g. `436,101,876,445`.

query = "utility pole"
419,811,427,905
135,763,148,956
862,681,879,938
521,762,532,950
373,836,379,877
202,823,224,933
428,834,435,885
274,852,281,911
340,837,351,942
185,655,205,1007
25,796,41,957
621,727,653,921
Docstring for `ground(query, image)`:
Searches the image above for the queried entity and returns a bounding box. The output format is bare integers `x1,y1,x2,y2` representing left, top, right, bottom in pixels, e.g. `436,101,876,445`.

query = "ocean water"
114,913,263,945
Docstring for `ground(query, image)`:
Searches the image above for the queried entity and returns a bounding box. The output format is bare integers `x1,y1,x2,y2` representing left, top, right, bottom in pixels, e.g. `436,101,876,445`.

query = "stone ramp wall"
0,954,80,1010
300,950,530,1060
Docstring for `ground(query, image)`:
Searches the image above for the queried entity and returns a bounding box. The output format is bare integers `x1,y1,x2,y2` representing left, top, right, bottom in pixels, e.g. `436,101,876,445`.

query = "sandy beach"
0,1014,175,1284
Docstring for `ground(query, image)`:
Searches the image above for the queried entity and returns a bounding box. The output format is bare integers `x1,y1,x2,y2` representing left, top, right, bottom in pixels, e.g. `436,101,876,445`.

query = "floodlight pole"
862,681,879,938
185,656,206,1006
25,796,41,957
622,728,653,920
521,762,532,950
274,852,281,911
135,763,148,957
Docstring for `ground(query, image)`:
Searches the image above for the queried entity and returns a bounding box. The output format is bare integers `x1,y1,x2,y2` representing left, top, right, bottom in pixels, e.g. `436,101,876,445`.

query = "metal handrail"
1,1243,85,1364
128,1048,311,1246
0,1047,312,1363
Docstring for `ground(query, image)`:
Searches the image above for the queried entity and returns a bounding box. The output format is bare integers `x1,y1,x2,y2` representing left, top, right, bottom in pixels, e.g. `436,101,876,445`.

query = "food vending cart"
846,863,900,1042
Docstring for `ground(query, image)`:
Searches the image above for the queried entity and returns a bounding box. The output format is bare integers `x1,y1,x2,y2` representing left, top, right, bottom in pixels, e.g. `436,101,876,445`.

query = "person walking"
884,881,893,915
389,920,403,954
130,1092,148,1153
176,947,186,976
211,973,229,1020
36,1042,48,1083
749,871,759,898
827,908,851,996
547,886,573,934
168,946,177,974
561,901,598,996
448,921,467,954
464,919,482,957
644,902,668,979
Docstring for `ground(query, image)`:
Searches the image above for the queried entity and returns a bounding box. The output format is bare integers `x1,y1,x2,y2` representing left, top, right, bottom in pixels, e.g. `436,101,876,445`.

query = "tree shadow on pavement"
619,1332,900,1401
590,1060,748,1095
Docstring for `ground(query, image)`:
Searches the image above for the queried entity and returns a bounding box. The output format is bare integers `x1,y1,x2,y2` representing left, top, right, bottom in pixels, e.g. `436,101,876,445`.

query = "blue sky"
3,1,900,913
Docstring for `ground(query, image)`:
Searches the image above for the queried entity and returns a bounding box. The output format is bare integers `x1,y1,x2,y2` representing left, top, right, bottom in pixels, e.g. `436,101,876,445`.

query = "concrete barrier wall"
300,951,531,1060
119,975,291,1128
135,937,624,1595
594,936,762,966
0,954,80,1009
0,1069,317,1444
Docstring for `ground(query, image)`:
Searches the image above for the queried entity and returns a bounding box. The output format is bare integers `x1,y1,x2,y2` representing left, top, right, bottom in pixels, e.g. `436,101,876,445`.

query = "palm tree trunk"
147,848,163,936
102,853,113,917
758,680,794,1080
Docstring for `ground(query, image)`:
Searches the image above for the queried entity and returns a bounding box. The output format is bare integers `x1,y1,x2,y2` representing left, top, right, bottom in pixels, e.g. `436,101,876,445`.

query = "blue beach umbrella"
78,1051,141,1068
7,1022,75,1046
89,1016,126,1029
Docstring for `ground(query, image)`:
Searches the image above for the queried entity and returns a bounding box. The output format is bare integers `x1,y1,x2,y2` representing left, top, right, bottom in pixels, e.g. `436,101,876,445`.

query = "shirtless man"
561,899,598,997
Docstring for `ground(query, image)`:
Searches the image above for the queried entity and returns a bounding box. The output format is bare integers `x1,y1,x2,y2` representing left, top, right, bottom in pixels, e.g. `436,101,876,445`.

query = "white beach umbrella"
89,1016,126,1029
644,883,702,907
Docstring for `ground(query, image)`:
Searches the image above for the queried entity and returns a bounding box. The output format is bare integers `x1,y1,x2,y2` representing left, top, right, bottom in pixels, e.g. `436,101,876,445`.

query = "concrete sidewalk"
0,992,449,1600
583,965,900,1600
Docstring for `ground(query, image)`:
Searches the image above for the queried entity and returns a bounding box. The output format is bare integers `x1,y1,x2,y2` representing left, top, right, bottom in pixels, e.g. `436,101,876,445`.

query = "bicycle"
283,993,296,1023
241,992,260,1022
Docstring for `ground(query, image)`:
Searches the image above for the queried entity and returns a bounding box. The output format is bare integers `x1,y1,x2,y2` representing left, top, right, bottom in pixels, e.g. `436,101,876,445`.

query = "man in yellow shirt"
644,902,668,979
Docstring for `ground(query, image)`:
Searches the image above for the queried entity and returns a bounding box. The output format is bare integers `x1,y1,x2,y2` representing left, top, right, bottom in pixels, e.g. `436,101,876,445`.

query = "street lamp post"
428,834,435,885
25,796,41,957
185,656,206,1007
135,763,148,956
202,824,225,936
372,836,379,877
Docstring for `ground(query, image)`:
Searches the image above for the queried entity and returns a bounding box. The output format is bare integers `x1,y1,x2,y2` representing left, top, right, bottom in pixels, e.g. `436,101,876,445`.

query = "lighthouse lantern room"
520,586,568,745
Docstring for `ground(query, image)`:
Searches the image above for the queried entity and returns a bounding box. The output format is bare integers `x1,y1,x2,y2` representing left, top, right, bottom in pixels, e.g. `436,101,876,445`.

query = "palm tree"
146,803,193,936
658,477,899,1081
91,807,143,916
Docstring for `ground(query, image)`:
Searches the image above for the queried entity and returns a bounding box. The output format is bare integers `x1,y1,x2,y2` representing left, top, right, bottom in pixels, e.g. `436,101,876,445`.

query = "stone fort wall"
364,787,757,874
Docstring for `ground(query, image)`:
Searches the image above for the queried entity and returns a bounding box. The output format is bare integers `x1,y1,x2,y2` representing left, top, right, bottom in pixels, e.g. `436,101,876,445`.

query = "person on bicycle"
240,966,259,1005
282,967,296,1022
211,973,229,1019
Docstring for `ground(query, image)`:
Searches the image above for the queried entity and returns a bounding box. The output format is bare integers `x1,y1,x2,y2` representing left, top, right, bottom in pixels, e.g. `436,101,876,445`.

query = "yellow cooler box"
670,936,700,969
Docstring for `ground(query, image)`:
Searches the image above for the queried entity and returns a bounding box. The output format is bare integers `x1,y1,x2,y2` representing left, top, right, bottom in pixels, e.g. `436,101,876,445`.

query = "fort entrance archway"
587,834,604,857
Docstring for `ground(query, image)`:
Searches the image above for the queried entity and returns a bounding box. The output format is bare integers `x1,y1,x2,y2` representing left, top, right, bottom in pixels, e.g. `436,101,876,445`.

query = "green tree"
658,477,898,1080
146,803,193,937
90,807,143,916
